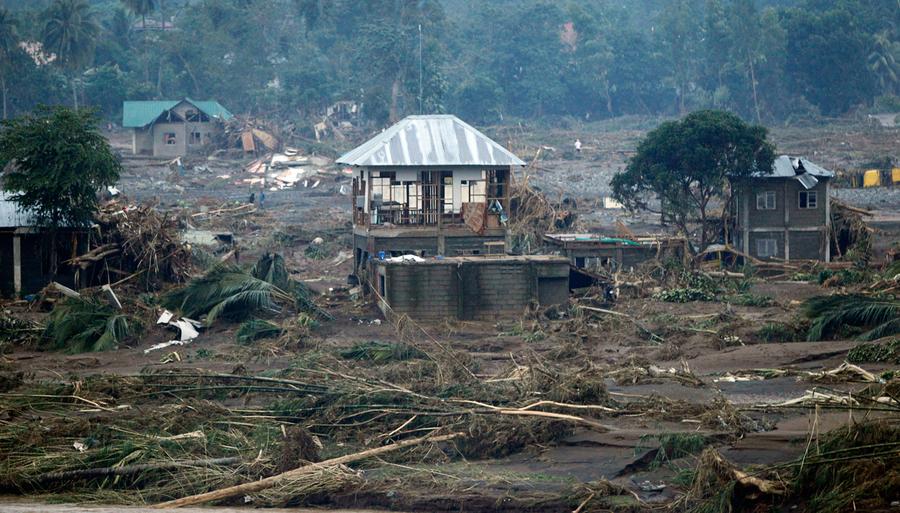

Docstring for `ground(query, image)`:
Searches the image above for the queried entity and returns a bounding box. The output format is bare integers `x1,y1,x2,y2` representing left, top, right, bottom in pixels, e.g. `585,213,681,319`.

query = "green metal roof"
122,98,233,128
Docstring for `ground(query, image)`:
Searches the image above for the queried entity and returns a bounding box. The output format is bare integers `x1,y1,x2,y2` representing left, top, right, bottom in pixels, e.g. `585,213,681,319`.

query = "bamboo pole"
153,432,462,509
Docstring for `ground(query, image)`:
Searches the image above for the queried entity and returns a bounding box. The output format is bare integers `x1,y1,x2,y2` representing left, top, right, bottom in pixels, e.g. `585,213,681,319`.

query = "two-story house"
337,115,526,277
731,155,834,261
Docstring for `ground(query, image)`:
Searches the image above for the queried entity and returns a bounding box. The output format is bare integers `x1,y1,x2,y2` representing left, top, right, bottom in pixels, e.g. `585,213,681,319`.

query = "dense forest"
0,0,897,126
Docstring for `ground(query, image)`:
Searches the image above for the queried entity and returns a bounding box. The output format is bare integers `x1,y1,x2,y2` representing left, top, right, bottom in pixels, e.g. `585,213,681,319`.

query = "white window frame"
756,191,776,210
757,238,777,258
164,132,176,145
798,190,818,209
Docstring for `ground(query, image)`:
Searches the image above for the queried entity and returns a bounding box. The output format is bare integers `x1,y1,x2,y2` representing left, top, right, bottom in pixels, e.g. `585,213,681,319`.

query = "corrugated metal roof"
0,191,36,228
760,155,835,178
122,98,233,128
336,115,525,167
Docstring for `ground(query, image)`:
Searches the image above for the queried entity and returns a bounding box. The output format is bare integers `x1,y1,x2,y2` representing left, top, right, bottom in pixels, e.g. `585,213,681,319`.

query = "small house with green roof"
122,98,233,157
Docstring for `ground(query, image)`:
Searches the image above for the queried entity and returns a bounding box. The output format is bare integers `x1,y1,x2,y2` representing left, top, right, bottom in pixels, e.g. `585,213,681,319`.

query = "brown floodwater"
0,502,390,513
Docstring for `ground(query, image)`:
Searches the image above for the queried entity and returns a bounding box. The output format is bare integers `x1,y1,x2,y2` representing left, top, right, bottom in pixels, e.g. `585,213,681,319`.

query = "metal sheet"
0,191,36,228
761,155,834,178
337,115,525,167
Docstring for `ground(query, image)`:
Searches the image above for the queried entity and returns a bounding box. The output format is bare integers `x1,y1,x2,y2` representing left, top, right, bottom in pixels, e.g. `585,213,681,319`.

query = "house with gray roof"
122,98,232,157
336,114,525,276
731,155,834,261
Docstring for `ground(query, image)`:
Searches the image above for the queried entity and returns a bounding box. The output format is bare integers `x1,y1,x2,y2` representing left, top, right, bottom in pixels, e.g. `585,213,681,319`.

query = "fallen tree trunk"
153,432,462,509
34,456,242,485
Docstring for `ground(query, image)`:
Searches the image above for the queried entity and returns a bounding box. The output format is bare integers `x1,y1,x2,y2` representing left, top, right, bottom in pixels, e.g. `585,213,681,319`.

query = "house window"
189,132,202,145
756,191,776,210
164,132,176,145
799,190,818,209
185,109,200,122
757,239,778,258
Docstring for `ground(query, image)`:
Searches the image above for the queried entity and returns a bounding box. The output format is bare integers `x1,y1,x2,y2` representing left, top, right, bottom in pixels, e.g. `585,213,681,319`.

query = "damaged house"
338,114,572,320
123,98,233,157
731,155,834,261
0,192,86,297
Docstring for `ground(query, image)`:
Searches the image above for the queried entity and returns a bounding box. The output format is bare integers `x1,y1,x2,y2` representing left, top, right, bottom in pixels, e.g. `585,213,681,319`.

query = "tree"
868,30,899,96
611,110,775,250
120,0,156,30
42,0,99,109
0,8,17,119
0,106,121,273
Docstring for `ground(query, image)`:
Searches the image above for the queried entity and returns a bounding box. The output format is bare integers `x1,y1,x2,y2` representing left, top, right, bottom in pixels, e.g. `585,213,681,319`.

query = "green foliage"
0,106,120,230
804,294,900,341
42,0,99,71
235,319,282,345
303,244,330,260
794,422,900,513
726,293,774,307
162,263,284,325
42,297,140,353
653,288,716,303
1,0,895,122
339,340,425,363
611,110,775,247
846,338,900,364
817,268,871,287
756,322,801,342
164,253,325,326
637,432,711,469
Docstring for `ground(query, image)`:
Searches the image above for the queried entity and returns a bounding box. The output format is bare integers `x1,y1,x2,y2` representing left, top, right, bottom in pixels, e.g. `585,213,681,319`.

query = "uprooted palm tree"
804,294,900,341
163,252,328,325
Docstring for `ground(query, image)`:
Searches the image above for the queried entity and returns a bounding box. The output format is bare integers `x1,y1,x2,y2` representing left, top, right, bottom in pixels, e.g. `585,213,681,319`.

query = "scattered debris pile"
508,176,576,253
66,201,192,288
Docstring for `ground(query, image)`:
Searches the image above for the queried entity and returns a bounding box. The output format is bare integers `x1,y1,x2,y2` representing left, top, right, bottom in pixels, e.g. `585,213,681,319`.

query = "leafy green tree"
0,8,17,119
0,106,121,273
780,5,876,115
657,0,705,114
42,0,99,108
611,110,775,249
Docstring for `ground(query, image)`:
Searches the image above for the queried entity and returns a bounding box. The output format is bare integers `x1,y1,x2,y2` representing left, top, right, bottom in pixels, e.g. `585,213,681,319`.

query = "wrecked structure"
337,114,525,276
544,233,688,271
123,98,233,157
731,156,834,261
0,192,85,297
373,255,570,320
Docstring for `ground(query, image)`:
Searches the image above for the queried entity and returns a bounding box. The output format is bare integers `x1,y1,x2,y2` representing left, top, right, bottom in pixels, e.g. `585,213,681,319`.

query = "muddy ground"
0,120,897,512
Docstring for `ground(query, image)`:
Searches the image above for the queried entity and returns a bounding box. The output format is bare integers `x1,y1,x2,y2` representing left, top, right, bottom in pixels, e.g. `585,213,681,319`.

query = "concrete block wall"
378,258,569,321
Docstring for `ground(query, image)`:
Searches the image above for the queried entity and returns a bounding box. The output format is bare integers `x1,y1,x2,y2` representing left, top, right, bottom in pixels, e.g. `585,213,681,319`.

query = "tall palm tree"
42,0,99,108
868,30,899,96
120,0,156,30
0,8,18,119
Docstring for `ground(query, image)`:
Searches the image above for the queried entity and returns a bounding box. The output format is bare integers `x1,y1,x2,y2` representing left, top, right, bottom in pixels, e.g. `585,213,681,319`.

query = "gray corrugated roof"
0,191,36,228
337,115,525,167
760,155,835,178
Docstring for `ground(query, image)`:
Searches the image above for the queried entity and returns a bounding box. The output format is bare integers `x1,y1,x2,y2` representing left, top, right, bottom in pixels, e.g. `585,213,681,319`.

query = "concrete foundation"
371,255,570,321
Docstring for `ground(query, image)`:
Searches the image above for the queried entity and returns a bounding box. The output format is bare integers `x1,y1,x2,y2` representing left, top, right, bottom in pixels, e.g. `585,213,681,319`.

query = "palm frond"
43,298,141,353
162,253,327,325
804,294,900,341
235,319,283,345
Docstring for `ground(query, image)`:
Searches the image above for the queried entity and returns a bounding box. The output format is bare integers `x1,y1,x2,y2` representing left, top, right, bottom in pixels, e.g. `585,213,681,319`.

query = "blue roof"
122,98,233,128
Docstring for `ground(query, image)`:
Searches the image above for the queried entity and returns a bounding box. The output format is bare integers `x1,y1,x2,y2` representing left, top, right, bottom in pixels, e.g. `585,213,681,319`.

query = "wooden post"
12,234,21,296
